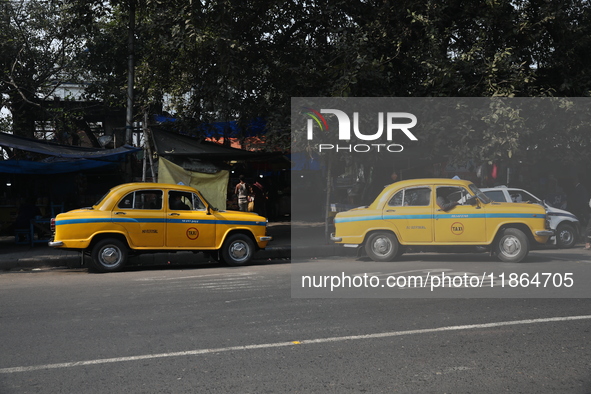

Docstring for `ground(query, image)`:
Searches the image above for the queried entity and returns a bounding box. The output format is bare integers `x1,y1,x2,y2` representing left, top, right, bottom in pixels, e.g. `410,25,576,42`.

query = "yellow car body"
331,178,553,263
50,183,272,271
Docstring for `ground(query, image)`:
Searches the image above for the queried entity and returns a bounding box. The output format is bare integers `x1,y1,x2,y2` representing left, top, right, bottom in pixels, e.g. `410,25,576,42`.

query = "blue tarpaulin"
289,152,323,171
154,116,267,138
0,132,141,174
0,158,122,174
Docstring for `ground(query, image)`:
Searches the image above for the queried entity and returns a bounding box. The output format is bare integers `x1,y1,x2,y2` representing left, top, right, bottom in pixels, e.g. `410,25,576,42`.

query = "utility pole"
125,0,135,145
142,111,156,182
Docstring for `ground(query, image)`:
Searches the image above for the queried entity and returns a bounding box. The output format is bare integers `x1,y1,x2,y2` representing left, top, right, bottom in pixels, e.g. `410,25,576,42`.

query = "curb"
1,253,81,271
1,245,347,272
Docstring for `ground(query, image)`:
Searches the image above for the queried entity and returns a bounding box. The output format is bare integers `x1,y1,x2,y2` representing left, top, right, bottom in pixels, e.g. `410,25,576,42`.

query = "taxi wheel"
495,228,529,263
221,234,255,266
90,238,128,273
556,223,576,249
365,232,401,262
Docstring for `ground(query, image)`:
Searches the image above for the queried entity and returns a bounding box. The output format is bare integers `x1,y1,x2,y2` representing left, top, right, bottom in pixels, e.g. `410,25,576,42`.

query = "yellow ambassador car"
49,183,272,272
331,179,553,263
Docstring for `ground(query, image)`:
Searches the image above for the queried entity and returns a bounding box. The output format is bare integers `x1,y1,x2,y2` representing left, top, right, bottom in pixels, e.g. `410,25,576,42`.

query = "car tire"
365,232,401,262
495,228,529,263
556,223,576,249
221,233,255,266
90,238,128,273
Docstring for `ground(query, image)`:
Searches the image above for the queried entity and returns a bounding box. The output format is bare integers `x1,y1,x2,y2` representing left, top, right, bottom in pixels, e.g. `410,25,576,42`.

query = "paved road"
1,252,590,393
292,247,591,298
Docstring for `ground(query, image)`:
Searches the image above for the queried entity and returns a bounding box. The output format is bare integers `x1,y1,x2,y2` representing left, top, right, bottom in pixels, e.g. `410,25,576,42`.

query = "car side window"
405,187,431,206
192,193,206,210
388,187,431,207
118,193,134,209
118,190,163,210
135,190,162,209
446,188,467,203
510,192,523,202
388,190,404,207
169,191,192,210
511,190,538,203
523,191,541,204
484,190,506,202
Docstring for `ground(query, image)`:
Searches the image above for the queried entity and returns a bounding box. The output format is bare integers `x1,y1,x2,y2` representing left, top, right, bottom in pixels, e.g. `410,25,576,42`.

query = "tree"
0,0,90,139
4,0,591,164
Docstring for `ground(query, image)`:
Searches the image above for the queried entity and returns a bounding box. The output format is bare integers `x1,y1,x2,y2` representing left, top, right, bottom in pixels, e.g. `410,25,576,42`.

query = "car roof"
109,182,199,194
385,178,474,190
481,187,524,192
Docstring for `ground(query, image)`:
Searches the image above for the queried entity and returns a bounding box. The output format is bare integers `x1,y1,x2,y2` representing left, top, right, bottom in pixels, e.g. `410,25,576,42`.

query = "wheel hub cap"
501,236,521,257
559,230,572,243
230,242,248,261
373,237,391,256
101,247,121,266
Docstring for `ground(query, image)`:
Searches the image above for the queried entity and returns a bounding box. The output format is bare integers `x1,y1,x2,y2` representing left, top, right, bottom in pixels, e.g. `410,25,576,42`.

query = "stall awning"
151,127,285,161
0,132,141,174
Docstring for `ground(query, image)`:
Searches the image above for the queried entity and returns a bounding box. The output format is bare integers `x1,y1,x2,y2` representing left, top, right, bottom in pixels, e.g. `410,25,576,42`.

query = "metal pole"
324,153,333,244
125,0,135,145
143,111,156,182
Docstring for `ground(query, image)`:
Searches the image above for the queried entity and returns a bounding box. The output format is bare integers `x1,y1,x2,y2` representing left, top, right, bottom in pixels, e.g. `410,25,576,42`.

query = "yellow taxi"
49,183,272,272
331,178,553,263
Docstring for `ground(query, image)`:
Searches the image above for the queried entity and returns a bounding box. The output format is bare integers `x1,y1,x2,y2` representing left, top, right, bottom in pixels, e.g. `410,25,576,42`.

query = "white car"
480,186,580,248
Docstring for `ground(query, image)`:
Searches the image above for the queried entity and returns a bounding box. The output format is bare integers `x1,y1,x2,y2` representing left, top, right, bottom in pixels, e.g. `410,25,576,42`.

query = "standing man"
235,175,249,212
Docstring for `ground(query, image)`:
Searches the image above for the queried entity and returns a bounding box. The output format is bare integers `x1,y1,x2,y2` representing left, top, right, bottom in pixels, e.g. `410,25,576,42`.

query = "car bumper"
330,233,341,242
536,230,555,237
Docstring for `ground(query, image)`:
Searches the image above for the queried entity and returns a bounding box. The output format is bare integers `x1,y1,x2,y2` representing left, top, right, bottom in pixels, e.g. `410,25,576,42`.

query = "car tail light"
50,218,56,233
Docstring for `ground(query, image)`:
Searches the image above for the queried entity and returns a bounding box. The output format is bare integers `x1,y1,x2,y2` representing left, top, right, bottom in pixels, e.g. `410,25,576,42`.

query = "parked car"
480,186,580,249
49,183,272,272
331,178,553,263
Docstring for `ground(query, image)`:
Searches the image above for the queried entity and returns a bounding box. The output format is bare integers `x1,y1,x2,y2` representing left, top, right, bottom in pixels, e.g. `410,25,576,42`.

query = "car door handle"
115,212,126,215
386,210,396,212
169,213,180,216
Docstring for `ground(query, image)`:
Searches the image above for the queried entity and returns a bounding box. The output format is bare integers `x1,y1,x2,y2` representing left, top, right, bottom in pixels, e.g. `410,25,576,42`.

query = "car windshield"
469,183,491,204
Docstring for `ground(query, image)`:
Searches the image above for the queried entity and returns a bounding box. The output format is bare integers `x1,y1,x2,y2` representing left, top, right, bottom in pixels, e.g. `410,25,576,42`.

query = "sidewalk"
0,221,337,272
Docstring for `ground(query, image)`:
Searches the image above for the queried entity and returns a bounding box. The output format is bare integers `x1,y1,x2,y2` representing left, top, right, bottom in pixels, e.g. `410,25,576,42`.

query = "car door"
165,190,216,248
433,185,487,243
383,186,433,243
113,189,165,247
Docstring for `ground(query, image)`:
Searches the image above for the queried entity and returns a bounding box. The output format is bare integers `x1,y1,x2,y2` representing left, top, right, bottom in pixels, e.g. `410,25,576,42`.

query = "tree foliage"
0,0,92,139
2,0,591,162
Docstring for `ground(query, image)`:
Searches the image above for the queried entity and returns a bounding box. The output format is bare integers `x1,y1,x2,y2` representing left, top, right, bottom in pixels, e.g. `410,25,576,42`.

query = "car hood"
543,205,579,221
487,201,547,214
214,209,267,222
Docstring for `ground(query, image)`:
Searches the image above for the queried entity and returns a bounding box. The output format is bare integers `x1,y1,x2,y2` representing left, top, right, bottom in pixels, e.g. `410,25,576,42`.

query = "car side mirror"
466,196,478,206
